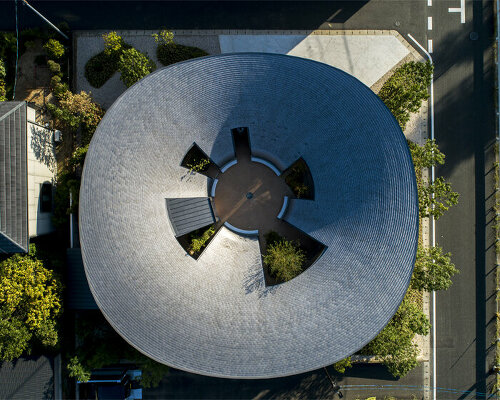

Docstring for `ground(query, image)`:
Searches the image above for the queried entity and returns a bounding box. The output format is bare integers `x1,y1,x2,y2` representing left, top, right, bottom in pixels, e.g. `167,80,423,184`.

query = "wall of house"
27,107,56,238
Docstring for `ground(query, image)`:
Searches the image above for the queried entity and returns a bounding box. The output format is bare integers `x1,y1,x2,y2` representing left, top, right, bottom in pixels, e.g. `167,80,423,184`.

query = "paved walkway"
75,29,421,108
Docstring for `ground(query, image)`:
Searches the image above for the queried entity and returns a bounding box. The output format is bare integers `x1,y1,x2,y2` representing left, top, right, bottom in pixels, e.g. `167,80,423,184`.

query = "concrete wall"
27,107,56,238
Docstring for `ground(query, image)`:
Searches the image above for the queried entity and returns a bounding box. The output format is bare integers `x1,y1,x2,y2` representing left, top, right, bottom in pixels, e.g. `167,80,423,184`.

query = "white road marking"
448,0,466,23
428,0,432,6
428,39,433,53
406,32,436,400
428,16,433,30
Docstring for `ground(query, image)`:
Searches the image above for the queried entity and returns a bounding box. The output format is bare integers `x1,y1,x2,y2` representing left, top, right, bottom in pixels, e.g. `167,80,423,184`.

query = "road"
430,0,496,398
0,0,495,398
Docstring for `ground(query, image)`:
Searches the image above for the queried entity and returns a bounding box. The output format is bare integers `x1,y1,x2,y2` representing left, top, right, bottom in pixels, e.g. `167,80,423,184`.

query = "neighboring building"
0,101,56,254
0,355,56,400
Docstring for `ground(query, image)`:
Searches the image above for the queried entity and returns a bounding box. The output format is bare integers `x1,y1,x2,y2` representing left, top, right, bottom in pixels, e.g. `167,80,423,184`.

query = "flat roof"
79,53,418,378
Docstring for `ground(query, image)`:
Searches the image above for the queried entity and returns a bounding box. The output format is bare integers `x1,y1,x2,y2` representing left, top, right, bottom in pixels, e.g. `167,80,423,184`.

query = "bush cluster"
156,43,208,66
68,313,170,387
85,32,155,88
189,225,215,255
263,238,306,282
118,48,156,88
153,29,208,66
379,61,433,130
44,39,65,59
84,51,120,88
0,59,6,101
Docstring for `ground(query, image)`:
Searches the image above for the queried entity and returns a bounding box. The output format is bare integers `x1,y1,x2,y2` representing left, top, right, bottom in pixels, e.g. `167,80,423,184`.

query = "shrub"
187,157,210,173
52,82,69,100
0,59,5,80
0,59,6,101
43,39,65,59
69,145,89,169
156,43,208,67
68,356,91,382
117,48,156,88
50,75,61,88
361,291,430,377
189,226,215,254
152,29,174,46
84,51,119,88
332,357,352,374
264,239,306,282
378,61,433,130
102,31,124,56
47,60,61,76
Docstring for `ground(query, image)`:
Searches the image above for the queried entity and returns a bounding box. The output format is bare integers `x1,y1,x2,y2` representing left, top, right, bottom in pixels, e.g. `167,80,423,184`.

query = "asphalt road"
0,1,495,399
430,0,496,398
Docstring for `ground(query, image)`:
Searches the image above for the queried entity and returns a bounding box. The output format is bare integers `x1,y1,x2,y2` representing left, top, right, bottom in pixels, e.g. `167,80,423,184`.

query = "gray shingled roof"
0,356,54,399
0,102,28,253
79,53,419,379
166,197,215,237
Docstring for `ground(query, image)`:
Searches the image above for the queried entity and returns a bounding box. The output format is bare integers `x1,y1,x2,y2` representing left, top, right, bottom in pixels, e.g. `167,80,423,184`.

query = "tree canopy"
118,48,156,88
378,61,433,130
411,246,459,292
0,245,62,361
263,239,306,282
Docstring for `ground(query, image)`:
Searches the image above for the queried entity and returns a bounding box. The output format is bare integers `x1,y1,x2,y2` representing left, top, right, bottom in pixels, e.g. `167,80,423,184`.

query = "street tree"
411,246,459,292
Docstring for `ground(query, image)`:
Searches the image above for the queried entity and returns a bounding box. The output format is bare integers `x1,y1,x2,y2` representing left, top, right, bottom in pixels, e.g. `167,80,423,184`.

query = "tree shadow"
29,124,56,173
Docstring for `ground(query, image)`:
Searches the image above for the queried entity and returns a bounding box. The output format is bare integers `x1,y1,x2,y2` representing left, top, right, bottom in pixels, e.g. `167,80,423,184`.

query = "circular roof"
80,53,418,379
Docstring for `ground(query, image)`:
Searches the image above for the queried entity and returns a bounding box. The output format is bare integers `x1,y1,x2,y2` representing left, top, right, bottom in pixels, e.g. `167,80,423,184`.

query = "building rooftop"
79,53,418,378
0,102,28,253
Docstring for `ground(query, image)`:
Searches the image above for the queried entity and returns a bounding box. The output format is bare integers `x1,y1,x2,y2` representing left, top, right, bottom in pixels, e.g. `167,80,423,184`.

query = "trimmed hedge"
157,43,208,66
84,51,120,88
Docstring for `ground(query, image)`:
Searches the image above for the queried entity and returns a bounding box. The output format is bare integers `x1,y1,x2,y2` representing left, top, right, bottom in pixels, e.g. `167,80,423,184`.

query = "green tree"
117,48,156,88
103,31,124,56
411,246,459,292
43,39,65,59
0,59,6,101
70,313,170,388
68,356,91,382
152,29,174,46
379,61,433,129
332,357,352,374
419,177,459,219
264,239,306,282
408,139,445,171
47,90,104,145
0,246,62,361
361,292,430,378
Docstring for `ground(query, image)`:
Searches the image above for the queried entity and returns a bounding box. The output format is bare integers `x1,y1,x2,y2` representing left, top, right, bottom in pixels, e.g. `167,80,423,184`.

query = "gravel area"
75,31,220,108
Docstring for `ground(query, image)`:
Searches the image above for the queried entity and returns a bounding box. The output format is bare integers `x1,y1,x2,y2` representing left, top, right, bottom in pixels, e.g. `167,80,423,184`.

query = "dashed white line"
428,39,433,53
428,16,433,30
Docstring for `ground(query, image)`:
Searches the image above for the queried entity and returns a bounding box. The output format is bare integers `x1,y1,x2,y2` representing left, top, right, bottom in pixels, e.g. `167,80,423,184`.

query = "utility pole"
20,0,69,40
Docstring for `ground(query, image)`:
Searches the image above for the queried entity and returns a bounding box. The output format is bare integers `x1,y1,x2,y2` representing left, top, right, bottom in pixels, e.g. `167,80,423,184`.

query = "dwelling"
0,101,57,253
79,53,419,379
